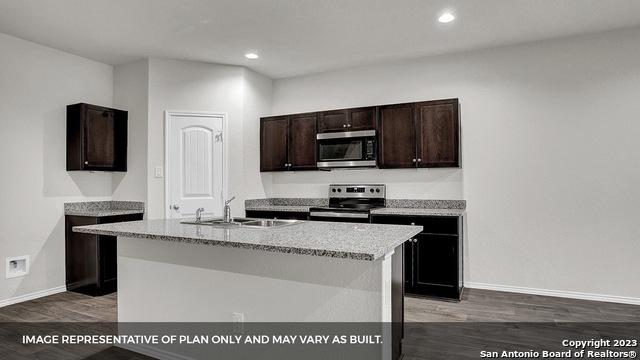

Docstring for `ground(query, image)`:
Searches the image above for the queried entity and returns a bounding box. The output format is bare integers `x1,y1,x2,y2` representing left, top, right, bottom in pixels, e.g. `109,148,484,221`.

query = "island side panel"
116,236,387,322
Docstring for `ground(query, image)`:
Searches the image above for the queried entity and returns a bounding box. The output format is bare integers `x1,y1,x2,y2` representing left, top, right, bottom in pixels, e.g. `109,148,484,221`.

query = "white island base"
116,236,403,360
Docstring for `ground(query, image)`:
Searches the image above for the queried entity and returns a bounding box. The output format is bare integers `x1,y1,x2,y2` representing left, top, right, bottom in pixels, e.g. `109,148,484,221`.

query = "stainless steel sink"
181,217,301,228
242,219,300,228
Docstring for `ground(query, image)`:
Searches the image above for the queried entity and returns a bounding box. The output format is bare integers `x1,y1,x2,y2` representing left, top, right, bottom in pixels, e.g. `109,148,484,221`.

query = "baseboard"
466,282,640,305
0,285,67,308
119,344,196,360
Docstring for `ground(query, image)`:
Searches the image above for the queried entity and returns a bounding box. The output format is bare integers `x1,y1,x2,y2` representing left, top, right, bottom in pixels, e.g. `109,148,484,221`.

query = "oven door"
309,210,371,223
317,130,376,168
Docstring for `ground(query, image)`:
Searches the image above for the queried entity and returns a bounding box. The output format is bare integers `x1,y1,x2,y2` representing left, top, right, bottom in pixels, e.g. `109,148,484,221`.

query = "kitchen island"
74,218,422,360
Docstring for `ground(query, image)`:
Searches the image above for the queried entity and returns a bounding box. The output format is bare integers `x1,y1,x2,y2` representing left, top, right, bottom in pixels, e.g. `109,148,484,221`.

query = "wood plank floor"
0,289,638,359
406,289,640,322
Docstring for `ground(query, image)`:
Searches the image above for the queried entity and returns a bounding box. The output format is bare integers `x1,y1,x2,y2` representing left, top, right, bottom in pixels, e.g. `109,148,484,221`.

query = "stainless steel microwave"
316,130,377,168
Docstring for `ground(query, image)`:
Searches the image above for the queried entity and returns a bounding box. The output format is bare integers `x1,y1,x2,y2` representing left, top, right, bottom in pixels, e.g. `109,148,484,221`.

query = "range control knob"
331,188,337,193
337,188,342,192
370,188,374,193
375,188,381,193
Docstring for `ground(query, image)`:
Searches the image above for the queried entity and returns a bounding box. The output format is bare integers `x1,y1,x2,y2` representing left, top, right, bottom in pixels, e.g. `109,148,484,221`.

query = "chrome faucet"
223,196,236,223
195,207,205,223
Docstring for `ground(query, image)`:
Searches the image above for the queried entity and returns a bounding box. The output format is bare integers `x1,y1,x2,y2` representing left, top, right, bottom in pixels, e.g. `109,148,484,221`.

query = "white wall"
270,28,640,299
146,58,272,219
112,59,149,203
0,33,114,302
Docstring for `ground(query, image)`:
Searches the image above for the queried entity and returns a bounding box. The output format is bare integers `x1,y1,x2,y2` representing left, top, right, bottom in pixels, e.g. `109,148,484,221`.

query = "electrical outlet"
232,312,244,333
6,255,29,279
154,166,164,178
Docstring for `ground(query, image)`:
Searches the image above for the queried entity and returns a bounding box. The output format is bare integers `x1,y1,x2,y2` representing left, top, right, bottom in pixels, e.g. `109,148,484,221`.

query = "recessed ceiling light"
245,53,259,59
438,12,455,23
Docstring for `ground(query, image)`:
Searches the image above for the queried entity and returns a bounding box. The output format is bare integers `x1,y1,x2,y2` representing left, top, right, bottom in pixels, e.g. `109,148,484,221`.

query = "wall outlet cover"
155,166,164,178
6,255,29,279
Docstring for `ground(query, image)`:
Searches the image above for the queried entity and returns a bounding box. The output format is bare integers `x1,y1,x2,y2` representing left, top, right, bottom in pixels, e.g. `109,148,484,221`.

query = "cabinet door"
415,99,459,168
413,233,458,297
404,240,414,291
260,116,289,171
318,110,348,133
378,103,416,168
348,107,376,131
288,113,318,170
85,106,116,168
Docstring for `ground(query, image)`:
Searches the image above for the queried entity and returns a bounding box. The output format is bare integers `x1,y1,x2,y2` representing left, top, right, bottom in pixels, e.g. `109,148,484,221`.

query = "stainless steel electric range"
309,184,386,223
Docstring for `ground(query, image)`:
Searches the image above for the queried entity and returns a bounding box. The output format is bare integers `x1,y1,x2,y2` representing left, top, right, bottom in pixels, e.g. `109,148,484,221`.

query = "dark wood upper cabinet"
288,113,317,170
348,107,376,131
67,103,127,172
415,99,459,168
260,113,317,172
378,103,416,168
260,116,289,172
318,110,348,133
317,107,376,133
378,98,460,169
261,98,459,171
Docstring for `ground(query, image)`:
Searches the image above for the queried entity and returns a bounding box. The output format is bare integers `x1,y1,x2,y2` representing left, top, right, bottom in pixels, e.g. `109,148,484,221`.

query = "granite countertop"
245,205,313,212
64,201,145,217
73,219,422,261
370,208,465,216
244,198,466,217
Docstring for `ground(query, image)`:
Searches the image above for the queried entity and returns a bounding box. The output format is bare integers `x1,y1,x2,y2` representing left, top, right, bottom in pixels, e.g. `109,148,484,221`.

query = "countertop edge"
65,210,145,217
72,226,415,261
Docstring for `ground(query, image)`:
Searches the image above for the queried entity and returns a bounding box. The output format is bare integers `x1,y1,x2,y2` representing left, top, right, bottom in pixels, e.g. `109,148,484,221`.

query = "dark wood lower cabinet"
372,214,463,300
245,210,309,220
65,213,143,296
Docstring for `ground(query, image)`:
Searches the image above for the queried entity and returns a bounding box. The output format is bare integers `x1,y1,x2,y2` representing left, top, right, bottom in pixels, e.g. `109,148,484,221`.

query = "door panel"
260,117,289,171
415,100,459,167
378,103,416,168
288,113,317,169
348,107,376,131
318,110,348,133
169,114,224,219
85,107,115,167
413,233,457,293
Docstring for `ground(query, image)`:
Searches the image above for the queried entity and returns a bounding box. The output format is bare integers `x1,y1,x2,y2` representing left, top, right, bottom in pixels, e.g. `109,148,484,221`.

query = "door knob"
171,204,180,211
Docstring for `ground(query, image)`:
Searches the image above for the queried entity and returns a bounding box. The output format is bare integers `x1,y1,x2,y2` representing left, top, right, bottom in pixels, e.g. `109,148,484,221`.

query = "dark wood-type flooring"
0,289,638,359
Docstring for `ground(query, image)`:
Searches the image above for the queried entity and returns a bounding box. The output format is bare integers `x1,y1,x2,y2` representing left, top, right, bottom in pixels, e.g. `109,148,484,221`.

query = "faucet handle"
225,196,236,205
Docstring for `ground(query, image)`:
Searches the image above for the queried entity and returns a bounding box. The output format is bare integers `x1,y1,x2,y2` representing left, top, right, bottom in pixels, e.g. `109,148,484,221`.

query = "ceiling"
1,0,640,79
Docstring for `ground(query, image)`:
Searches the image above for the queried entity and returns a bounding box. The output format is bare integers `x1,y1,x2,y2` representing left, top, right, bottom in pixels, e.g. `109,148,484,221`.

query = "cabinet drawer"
371,215,459,235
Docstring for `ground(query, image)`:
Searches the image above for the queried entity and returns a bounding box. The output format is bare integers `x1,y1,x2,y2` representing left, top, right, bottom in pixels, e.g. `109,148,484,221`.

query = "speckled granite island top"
73,219,422,261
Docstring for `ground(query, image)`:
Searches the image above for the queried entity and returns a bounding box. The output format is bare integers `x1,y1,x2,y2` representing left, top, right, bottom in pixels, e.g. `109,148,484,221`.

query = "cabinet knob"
343,124,347,128
414,239,418,243
411,222,415,226
417,158,422,162
84,161,89,165
347,124,352,128
412,158,416,162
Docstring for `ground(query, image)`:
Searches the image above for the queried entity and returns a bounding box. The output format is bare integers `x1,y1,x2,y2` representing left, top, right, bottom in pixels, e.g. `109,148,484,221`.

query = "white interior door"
167,112,225,219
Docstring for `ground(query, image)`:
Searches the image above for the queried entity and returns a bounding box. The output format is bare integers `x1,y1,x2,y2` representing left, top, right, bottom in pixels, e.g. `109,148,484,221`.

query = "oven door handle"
309,211,370,219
